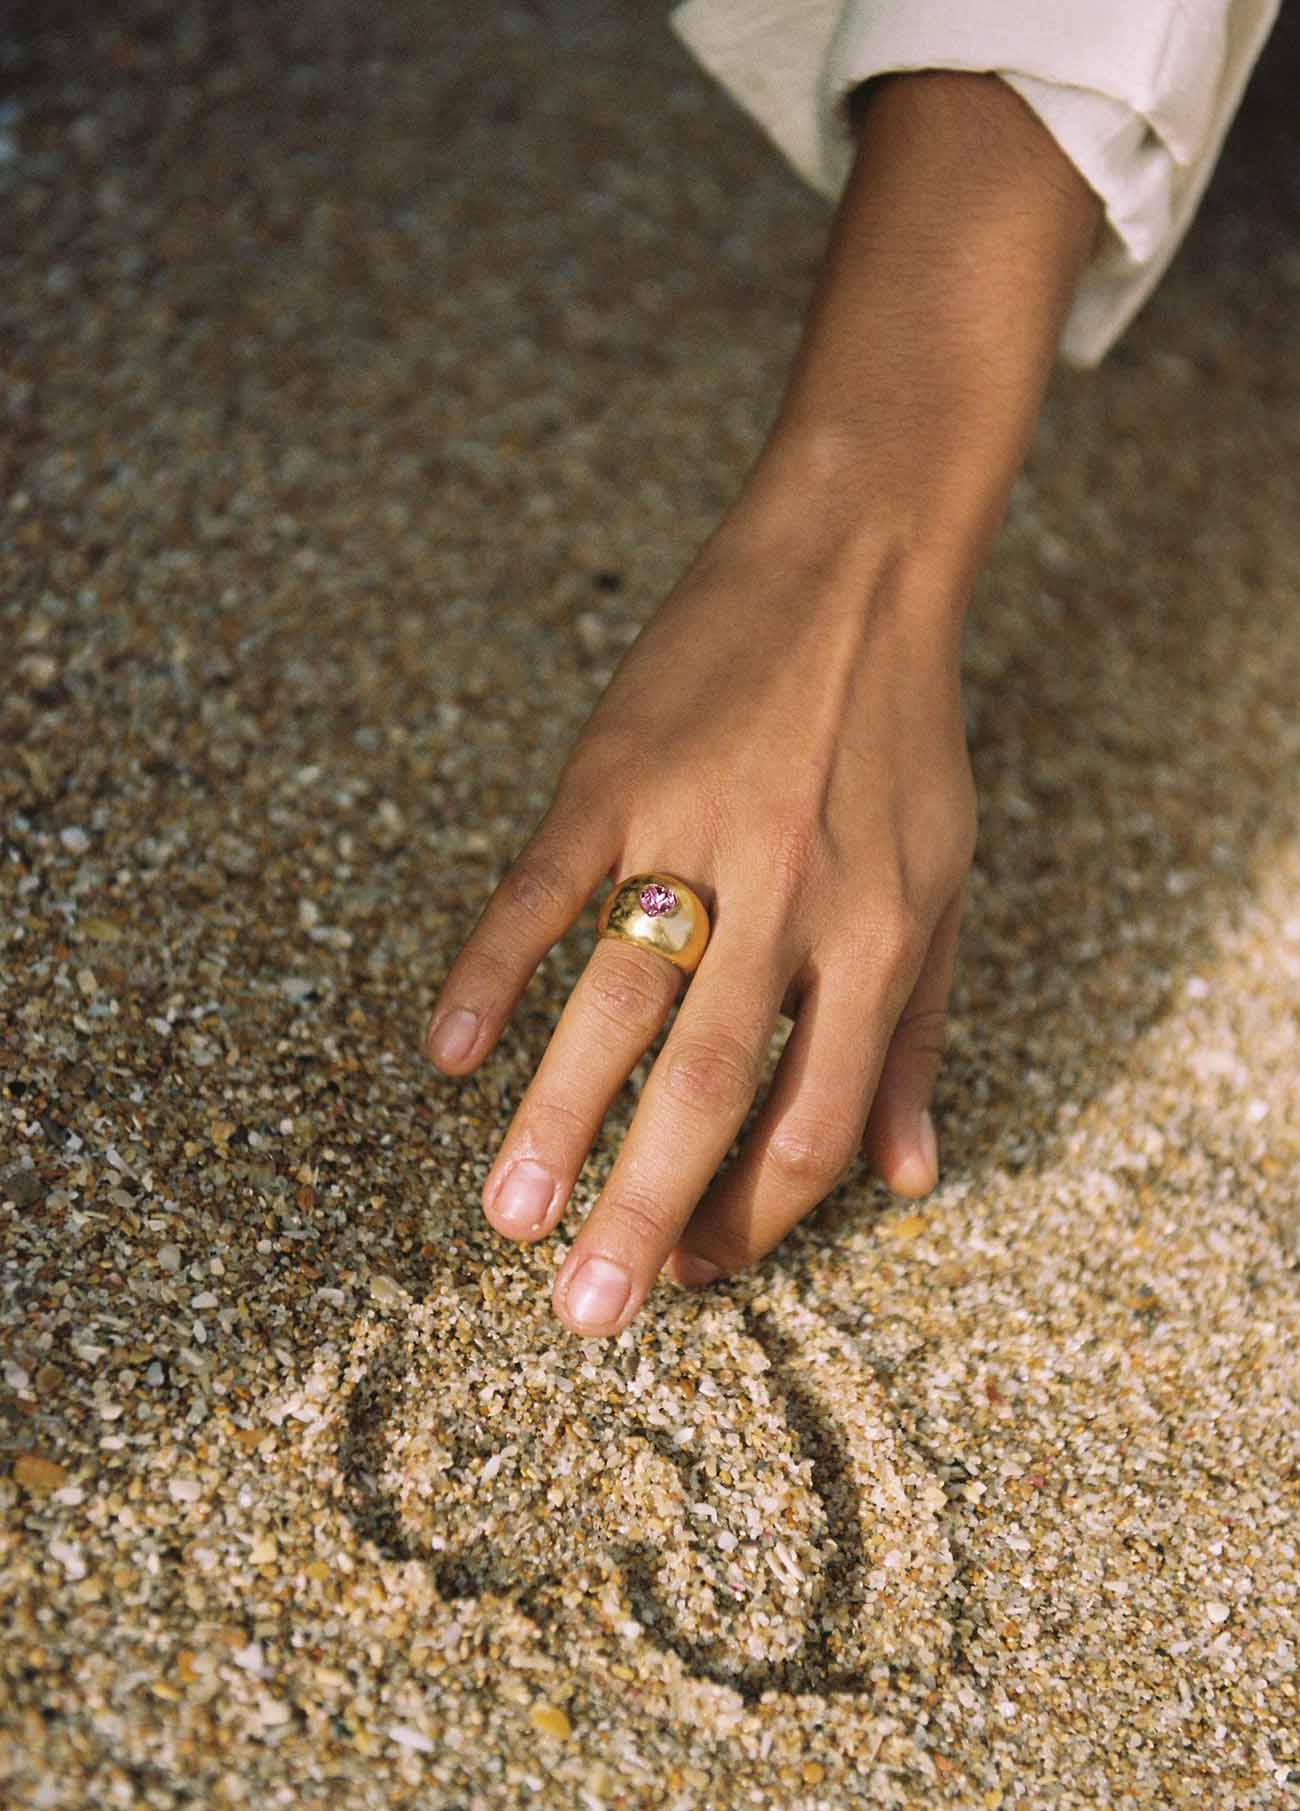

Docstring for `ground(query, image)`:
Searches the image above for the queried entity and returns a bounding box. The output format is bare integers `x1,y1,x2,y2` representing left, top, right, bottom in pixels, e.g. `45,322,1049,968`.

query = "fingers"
481,937,681,1241
662,957,897,1285
861,887,964,1197
425,810,615,1075
665,896,960,1283
549,931,788,1337
440,808,963,1334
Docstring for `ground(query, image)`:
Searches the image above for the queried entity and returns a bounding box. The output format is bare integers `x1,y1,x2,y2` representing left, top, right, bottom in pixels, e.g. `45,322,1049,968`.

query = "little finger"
862,888,964,1197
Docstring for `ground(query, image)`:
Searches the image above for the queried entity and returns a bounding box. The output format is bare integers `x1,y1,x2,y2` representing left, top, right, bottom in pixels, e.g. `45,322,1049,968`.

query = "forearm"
732,71,1103,607
437,84,1079,1324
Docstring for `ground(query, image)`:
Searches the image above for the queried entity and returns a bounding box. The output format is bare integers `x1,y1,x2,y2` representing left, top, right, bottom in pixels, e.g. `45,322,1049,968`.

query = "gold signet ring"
595,873,711,976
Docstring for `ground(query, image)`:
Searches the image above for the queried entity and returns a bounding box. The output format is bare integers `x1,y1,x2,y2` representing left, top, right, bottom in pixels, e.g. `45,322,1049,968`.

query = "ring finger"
550,926,789,1337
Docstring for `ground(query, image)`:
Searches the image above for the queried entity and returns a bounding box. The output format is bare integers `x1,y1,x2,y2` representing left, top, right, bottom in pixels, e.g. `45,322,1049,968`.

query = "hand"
425,497,977,1336
426,69,1100,1336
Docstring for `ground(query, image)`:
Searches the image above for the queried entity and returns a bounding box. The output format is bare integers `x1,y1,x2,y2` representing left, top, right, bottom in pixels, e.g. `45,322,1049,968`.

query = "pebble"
0,1165,43,1209
12,1455,69,1495
387,1726,435,1754
80,917,123,942
49,1539,86,1581
529,1705,573,1741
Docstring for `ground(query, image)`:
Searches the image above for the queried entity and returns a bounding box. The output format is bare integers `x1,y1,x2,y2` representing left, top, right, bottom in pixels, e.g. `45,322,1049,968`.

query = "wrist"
692,441,977,674
741,413,1015,596
725,71,1102,601
791,70,1102,418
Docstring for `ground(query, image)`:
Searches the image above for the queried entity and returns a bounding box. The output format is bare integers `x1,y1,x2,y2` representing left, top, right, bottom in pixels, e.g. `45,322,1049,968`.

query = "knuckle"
603,1187,675,1249
766,1118,859,1190
499,846,570,930
585,949,672,1030
662,1032,759,1118
896,1005,949,1060
744,814,827,928
837,891,927,984
526,1094,590,1142
769,817,821,893
873,902,928,979
448,941,515,1003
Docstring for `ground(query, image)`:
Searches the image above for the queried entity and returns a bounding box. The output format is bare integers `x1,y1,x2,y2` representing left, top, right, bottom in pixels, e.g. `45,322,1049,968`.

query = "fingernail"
919,1108,939,1181
886,1108,940,1198
428,1008,477,1068
566,1257,631,1332
671,1252,724,1288
492,1161,554,1237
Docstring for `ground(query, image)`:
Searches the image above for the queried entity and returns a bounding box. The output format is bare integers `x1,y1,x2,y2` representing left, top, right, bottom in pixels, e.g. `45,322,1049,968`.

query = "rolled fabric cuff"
671,0,1280,365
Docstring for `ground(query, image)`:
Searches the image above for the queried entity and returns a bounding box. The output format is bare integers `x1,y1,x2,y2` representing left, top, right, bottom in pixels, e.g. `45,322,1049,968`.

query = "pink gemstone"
639,882,678,918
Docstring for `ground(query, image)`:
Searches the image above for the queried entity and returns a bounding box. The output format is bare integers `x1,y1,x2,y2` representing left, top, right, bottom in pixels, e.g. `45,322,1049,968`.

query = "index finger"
550,930,788,1337
425,811,614,1074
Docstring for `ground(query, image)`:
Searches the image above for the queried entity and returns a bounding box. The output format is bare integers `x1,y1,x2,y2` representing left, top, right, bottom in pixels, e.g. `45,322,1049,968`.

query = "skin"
426,71,1103,1337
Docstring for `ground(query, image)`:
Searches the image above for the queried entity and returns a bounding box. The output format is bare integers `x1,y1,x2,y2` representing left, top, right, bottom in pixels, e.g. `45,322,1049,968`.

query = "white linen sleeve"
670,0,1280,365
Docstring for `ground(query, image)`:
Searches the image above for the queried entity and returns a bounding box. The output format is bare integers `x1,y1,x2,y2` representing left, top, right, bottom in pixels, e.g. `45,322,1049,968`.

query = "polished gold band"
595,872,711,976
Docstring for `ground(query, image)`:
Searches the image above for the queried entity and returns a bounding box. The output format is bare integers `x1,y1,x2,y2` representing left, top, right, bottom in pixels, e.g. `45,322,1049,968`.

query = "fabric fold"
672,0,1280,364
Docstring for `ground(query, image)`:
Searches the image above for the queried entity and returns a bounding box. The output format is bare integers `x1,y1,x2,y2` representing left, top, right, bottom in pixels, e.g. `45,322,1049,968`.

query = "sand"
2,3,1298,1806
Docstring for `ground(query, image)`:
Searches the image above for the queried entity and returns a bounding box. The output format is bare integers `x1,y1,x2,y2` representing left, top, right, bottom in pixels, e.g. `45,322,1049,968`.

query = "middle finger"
550,929,788,1337
482,935,683,1242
